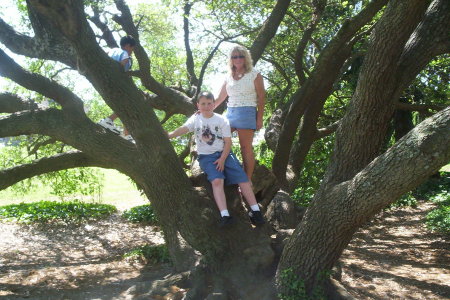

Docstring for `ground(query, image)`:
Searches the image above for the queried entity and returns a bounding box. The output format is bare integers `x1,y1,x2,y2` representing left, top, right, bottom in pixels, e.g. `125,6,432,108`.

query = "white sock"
250,204,260,211
220,210,230,217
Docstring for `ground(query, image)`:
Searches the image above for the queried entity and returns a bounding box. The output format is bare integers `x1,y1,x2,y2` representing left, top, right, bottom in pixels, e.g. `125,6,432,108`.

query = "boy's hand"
214,157,226,172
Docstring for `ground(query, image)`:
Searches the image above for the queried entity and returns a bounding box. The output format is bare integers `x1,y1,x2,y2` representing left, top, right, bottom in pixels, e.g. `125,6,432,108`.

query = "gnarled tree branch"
183,1,198,87
249,0,292,64
396,101,447,112
112,0,195,116
294,0,327,84
327,0,432,184
0,151,109,190
88,6,119,48
0,93,39,113
272,0,389,188
0,10,76,68
0,49,85,115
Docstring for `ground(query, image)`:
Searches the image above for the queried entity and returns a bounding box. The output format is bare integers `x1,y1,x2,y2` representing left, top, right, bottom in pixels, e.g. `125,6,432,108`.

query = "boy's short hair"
120,35,136,48
197,91,215,102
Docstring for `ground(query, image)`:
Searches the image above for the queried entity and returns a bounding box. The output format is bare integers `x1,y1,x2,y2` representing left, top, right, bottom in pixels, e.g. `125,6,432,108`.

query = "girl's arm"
214,81,228,110
254,73,266,130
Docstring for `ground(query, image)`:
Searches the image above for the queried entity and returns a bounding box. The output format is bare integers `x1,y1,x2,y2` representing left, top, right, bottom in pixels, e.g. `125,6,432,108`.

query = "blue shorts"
198,151,249,185
226,106,257,130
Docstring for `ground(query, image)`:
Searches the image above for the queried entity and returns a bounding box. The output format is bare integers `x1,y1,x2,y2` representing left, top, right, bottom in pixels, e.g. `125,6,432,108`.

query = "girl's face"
197,97,215,114
231,51,245,69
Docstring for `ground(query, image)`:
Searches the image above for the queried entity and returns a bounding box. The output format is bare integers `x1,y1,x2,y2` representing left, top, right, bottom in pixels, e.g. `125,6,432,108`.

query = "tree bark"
326,0,431,184
277,0,443,294
277,106,450,294
272,0,389,188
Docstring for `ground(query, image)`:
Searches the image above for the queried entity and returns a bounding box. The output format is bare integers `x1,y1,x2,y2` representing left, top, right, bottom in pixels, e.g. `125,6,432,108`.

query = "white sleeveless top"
225,68,259,107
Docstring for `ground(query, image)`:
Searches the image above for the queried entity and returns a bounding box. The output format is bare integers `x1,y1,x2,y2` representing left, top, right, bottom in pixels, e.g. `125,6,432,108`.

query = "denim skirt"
226,106,257,130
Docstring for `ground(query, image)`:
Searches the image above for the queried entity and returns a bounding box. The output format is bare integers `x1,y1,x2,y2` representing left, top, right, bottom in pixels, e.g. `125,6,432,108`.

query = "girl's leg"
237,129,255,181
238,181,257,206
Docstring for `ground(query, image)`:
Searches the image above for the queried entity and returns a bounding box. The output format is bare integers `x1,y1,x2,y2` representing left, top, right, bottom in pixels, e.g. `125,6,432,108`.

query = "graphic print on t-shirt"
197,124,222,146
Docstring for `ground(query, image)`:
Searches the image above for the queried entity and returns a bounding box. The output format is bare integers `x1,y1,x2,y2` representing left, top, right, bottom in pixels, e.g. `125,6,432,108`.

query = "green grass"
0,169,148,210
0,200,117,224
123,244,170,264
122,204,157,224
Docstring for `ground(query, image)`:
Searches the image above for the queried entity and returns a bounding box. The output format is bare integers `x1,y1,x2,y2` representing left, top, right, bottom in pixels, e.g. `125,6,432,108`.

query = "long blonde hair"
227,45,253,76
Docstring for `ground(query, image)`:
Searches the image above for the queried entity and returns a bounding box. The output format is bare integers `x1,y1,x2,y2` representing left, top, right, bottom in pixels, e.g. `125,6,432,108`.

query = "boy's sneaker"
218,216,235,228
249,210,265,226
120,133,135,143
98,118,120,134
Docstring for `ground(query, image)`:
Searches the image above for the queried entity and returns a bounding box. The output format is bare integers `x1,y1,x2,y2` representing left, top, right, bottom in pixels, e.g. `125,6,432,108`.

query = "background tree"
0,0,448,298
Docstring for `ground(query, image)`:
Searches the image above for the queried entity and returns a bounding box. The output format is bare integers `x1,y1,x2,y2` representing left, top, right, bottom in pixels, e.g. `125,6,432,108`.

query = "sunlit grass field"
0,169,148,211
1,165,449,210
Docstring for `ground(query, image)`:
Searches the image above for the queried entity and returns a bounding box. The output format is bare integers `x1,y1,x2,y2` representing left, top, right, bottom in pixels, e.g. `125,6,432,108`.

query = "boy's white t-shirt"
183,113,231,155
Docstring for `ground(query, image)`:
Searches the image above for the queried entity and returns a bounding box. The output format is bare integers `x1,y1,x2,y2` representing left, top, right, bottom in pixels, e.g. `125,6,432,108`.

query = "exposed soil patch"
0,215,168,299
340,201,449,299
0,201,448,299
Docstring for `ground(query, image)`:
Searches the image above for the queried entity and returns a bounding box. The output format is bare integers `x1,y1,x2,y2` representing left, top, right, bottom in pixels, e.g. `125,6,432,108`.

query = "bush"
123,244,170,264
278,268,328,300
426,205,450,235
414,172,450,200
389,192,418,208
0,200,117,224
122,204,157,224
425,192,450,235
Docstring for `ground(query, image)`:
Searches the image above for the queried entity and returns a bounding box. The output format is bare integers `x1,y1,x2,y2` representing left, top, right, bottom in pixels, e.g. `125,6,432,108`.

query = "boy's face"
197,97,214,115
123,44,135,55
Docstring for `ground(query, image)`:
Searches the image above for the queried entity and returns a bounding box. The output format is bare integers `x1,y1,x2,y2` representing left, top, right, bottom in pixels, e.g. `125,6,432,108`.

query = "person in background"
98,35,136,142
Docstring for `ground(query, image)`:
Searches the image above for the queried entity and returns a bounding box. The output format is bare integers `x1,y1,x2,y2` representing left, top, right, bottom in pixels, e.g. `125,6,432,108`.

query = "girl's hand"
256,118,263,130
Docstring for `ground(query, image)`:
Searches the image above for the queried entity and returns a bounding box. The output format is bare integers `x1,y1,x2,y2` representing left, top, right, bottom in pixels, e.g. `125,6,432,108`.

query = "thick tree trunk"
277,107,450,294
271,0,389,188
326,0,431,184
276,0,446,295
19,3,277,297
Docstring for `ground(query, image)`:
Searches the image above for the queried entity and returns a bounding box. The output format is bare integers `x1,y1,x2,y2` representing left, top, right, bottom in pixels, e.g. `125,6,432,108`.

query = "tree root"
325,278,356,300
124,271,191,299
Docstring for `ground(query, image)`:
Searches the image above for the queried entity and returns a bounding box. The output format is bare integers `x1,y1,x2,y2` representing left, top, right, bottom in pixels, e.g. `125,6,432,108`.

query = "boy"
98,35,136,142
168,92,265,227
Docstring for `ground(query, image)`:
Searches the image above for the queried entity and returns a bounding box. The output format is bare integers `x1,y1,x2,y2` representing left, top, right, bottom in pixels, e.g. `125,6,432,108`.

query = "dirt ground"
0,201,448,300
340,202,449,300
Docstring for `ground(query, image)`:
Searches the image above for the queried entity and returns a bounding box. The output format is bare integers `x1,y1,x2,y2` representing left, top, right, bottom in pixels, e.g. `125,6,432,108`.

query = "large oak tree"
0,0,448,298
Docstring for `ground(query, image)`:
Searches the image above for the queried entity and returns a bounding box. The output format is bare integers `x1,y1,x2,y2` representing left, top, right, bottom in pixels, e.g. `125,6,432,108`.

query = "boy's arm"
120,59,130,68
168,126,189,139
214,137,231,171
